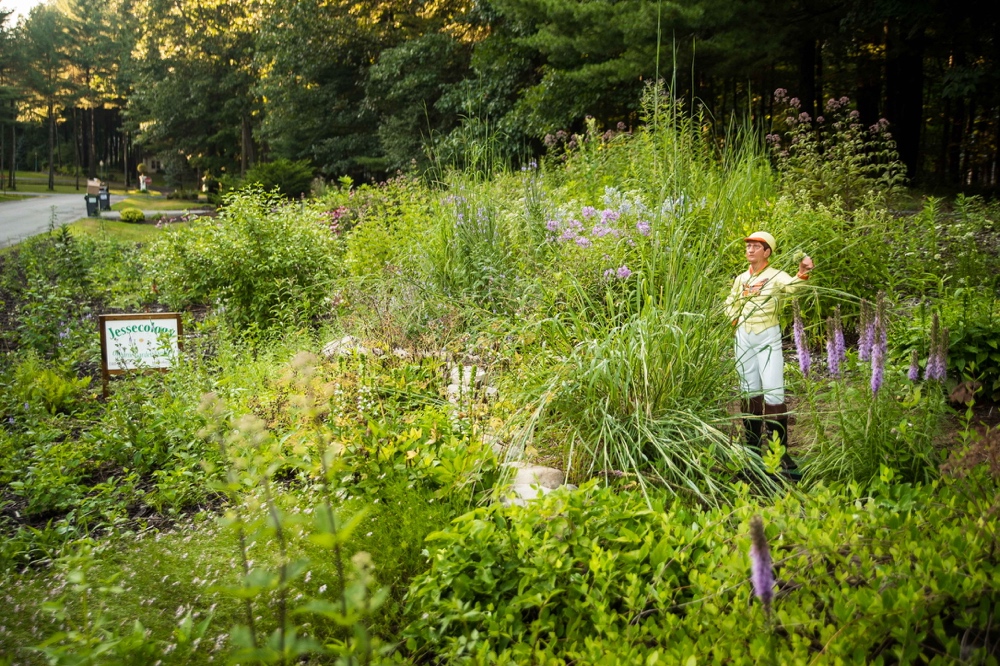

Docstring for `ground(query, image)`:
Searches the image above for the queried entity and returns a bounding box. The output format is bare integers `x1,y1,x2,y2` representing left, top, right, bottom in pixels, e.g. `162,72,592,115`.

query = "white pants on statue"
735,325,785,405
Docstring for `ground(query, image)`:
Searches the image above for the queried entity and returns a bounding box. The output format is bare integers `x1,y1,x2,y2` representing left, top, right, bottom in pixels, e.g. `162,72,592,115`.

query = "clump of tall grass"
503,86,787,504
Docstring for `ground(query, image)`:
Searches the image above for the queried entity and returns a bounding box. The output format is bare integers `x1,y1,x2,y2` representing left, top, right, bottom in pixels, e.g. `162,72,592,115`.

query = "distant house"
141,157,163,173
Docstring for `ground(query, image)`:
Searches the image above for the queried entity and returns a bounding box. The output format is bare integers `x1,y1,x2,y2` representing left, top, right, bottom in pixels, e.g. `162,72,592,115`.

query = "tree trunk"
48,101,55,191
797,38,817,119
74,107,82,190
8,108,16,191
88,105,98,179
241,115,255,176
123,130,130,191
884,18,925,182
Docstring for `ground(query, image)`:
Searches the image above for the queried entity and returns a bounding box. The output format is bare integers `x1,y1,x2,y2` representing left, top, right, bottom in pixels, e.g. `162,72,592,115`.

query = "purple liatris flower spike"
858,299,874,362
749,515,774,616
870,293,888,395
834,306,846,365
925,312,942,381
908,349,920,382
793,301,810,377
826,318,840,378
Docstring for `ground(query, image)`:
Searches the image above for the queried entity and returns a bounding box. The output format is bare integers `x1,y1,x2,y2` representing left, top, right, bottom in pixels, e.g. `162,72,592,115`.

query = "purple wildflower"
545,219,560,232
858,300,874,362
575,236,592,248
793,301,810,377
908,349,920,382
833,307,846,363
749,516,774,617
616,265,632,280
603,268,615,279
600,209,620,224
826,318,840,378
870,293,888,395
581,206,597,219
925,312,945,382
636,220,651,236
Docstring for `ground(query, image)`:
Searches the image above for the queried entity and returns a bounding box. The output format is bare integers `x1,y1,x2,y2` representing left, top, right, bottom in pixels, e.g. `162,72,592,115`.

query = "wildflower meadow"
1,88,999,664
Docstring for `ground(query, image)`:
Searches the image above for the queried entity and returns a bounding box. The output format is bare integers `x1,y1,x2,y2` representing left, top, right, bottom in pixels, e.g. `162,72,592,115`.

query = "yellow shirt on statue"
725,264,808,334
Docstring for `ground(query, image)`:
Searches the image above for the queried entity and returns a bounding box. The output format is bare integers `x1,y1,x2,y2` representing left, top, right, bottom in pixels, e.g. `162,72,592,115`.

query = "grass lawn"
113,194,211,211
67,217,190,242
0,193,28,201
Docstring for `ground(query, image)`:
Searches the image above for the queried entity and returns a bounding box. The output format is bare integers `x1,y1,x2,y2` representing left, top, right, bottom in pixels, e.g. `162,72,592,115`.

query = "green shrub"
405,476,1000,664
244,158,314,199
119,208,145,223
144,188,344,330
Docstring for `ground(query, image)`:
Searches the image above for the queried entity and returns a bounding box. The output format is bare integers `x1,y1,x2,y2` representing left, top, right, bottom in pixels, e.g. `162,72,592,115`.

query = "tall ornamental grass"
499,88,785,503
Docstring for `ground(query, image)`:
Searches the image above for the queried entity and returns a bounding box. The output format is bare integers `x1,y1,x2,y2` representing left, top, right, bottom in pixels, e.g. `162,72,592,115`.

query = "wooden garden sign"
98,313,183,395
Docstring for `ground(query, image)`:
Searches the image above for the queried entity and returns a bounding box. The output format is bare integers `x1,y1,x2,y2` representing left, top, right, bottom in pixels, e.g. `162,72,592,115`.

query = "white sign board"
100,314,181,371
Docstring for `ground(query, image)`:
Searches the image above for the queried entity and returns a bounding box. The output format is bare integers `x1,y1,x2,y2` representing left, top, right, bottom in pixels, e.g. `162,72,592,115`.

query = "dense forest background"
1,0,998,189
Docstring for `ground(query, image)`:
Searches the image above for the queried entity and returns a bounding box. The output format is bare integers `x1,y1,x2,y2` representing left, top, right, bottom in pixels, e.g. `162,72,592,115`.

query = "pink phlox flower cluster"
765,133,781,145
774,88,788,103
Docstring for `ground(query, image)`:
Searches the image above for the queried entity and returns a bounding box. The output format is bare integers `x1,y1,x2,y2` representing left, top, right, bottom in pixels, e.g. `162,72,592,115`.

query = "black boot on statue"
742,396,764,450
763,402,802,481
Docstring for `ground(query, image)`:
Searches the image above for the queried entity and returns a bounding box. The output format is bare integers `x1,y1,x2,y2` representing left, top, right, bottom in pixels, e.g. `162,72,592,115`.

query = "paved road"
0,192,209,247
0,192,98,246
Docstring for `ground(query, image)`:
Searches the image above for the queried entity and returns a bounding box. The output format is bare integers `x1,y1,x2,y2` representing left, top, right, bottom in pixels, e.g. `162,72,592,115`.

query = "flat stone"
321,335,369,358
507,462,565,489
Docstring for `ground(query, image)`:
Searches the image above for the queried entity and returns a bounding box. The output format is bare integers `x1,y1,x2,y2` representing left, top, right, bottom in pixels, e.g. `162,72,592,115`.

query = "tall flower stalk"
749,515,774,619
925,313,949,382
826,315,843,378
870,292,887,395
858,299,875,362
908,348,921,382
793,301,810,377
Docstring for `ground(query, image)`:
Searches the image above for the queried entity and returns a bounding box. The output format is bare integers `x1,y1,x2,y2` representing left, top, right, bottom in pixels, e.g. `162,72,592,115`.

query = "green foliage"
406,475,1000,664
768,91,907,206
244,159,315,199
119,208,145,223
796,359,947,488
8,352,91,415
144,188,343,331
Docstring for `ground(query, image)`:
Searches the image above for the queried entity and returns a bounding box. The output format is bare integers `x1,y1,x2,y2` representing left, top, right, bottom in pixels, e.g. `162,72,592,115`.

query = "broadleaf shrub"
119,208,145,224
405,477,1000,664
143,188,344,330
